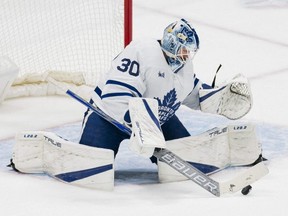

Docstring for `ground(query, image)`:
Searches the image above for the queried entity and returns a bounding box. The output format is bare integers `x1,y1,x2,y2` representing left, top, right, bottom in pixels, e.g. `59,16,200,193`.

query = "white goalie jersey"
91,38,202,125
91,38,252,124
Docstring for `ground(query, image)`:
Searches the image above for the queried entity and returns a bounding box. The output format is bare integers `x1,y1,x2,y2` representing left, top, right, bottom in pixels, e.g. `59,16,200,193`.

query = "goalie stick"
48,77,268,197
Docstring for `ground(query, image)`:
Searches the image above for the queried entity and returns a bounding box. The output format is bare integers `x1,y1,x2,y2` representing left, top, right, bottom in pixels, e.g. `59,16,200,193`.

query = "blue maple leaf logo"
155,89,181,124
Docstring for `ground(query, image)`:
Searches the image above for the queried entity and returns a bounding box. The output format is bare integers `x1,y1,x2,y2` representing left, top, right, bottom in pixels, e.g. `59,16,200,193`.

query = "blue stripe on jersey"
106,80,142,97
142,99,162,131
94,86,102,97
55,164,113,183
101,92,134,99
199,86,226,102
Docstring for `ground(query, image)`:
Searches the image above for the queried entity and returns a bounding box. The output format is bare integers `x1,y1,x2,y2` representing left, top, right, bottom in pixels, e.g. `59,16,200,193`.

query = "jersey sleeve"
95,41,147,124
182,75,207,110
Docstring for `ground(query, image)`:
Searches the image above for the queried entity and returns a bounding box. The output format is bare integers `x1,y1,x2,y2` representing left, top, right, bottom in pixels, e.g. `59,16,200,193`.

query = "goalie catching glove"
199,73,252,119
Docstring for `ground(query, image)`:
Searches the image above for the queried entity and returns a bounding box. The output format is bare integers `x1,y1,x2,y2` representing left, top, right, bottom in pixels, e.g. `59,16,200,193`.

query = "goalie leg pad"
13,132,44,173
13,131,114,190
228,124,261,166
158,123,262,183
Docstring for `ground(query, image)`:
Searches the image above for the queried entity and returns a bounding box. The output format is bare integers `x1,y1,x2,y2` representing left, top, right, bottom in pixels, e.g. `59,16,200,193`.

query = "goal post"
124,0,133,47
0,0,133,100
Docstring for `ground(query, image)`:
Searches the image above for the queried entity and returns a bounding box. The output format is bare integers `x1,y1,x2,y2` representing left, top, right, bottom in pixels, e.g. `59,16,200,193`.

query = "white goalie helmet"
161,19,199,65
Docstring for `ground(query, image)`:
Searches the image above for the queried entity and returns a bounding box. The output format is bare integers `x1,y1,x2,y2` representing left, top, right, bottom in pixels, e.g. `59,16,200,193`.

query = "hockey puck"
241,185,252,195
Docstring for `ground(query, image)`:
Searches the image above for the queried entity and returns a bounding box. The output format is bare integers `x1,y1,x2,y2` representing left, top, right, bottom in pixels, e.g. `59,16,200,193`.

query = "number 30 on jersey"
117,58,139,77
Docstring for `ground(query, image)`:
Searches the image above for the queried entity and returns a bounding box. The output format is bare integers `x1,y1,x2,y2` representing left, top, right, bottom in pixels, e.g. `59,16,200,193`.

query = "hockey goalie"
10,18,266,191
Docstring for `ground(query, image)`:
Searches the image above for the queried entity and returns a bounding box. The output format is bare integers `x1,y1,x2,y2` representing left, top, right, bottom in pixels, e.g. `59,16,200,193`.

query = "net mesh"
0,0,125,87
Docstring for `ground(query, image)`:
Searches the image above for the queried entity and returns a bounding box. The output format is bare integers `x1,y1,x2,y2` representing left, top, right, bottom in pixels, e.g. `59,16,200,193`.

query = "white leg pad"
158,123,261,183
13,132,44,173
13,131,114,190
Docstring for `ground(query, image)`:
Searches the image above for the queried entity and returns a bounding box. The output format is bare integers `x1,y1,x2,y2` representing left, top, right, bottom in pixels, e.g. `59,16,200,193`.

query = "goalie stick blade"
219,162,269,195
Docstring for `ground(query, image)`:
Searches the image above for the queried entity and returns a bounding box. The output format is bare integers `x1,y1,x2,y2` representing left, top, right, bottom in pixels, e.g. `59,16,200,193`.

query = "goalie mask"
161,19,199,72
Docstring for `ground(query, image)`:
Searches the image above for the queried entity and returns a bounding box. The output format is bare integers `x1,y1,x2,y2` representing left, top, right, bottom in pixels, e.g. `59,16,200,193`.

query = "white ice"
1,0,288,215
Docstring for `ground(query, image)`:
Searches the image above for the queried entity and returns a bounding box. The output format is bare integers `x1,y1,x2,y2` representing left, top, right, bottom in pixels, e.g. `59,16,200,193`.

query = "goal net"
0,0,132,99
